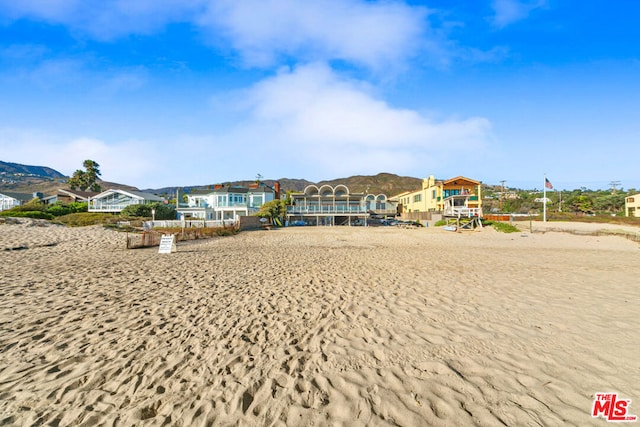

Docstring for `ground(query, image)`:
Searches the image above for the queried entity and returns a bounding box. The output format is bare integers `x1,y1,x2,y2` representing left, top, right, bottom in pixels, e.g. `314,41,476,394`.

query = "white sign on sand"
158,234,176,254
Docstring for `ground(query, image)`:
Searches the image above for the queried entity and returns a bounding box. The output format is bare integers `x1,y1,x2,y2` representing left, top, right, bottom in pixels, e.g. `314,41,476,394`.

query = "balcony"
287,206,367,215
89,203,135,212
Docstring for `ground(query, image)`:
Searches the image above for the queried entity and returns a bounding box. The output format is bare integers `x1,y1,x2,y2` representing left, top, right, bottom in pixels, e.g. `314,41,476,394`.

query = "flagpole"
543,174,547,222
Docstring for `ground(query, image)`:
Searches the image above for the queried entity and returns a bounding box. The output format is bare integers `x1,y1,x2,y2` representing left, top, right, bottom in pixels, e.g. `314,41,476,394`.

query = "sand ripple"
1,221,638,426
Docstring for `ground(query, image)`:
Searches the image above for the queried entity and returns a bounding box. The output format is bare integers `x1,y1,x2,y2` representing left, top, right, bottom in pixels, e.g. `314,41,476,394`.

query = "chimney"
214,184,223,190
274,181,280,199
249,183,259,189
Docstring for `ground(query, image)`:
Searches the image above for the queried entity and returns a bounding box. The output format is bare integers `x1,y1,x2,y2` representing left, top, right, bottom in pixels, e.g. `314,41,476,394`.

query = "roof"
58,188,97,199
91,188,164,202
0,192,35,202
189,189,213,196
127,190,165,201
443,176,481,186
189,186,274,195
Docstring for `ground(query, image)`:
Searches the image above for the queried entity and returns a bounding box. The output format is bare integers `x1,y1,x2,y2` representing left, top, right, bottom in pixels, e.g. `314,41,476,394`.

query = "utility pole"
558,190,562,212
609,181,621,194
499,180,506,212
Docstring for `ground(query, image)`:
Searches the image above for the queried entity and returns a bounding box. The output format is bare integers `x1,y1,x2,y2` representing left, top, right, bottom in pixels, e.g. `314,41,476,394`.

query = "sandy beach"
1,219,638,426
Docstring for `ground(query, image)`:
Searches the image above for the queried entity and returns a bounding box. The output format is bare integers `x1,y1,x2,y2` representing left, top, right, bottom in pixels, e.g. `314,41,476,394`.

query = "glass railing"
288,206,367,214
89,203,135,211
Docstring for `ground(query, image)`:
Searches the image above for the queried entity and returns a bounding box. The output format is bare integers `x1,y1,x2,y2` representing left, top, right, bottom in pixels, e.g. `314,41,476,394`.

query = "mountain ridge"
1,161,423,197
0,160,66,179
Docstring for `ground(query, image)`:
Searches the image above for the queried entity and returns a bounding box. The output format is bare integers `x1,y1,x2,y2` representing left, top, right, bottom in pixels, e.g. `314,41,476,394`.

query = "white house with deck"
177,183,278,222
0,192,36,211
286,184,397,226
88,189,165,213
394,175,483,218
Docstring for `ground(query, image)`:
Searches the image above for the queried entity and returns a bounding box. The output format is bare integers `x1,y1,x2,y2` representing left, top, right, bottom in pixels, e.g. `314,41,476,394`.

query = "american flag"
545,178,553,189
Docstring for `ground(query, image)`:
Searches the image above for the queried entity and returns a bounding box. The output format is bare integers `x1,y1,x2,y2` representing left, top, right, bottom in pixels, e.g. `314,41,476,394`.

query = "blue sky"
1,1,638,191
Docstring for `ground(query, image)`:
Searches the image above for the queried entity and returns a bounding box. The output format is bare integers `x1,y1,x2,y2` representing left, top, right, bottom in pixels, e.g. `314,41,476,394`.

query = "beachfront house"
177,182,279,222
286,184,397,226
625,193,640,217
43,188,96,205
393,175,483,219
88,189,165,213
0,191,39,211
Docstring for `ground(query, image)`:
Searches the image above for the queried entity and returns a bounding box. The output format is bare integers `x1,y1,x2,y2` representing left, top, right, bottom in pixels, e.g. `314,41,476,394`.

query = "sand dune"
1,219,638,426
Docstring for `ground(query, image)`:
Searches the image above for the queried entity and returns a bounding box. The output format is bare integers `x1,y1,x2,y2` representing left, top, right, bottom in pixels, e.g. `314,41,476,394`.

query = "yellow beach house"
394,175,482,217
625,193,640,217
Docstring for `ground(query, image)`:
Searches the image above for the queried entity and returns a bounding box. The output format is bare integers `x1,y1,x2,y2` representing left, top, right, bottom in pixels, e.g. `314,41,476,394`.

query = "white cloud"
0,62,494,187
199,0,427,70
221,63,493,179
0,0,205,40
0,128,160,186
0,0,428,70
0,0,81,23
0,52,149,96
491,0,547,28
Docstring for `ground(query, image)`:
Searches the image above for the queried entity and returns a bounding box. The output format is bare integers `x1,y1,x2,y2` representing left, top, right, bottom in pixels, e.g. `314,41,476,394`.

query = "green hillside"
317,173,421,196
1,160,422,198
0,160,65,178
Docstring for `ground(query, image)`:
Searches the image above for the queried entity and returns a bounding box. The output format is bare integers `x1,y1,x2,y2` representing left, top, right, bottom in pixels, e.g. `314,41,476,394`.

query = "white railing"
368,208,398,215
185,202,254,208
444,207,482,217
288,206,367,215
89,203,135,212
144,220,236,230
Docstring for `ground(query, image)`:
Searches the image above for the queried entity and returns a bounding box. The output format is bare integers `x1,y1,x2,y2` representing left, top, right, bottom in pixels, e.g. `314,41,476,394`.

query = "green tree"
284,190,294,206
121,202,175,219
255,199,286,224
68,160,102,192
568,195,593,213
152,203,177,220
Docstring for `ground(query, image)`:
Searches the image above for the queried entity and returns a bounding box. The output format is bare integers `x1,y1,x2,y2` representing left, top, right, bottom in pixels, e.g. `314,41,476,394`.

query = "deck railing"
444,207,482,217
143,220,236,230
287,206,368,215
89,203,137,212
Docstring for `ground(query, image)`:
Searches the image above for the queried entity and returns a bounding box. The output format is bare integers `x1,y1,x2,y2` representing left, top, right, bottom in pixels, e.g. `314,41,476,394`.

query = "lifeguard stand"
443,195,483,230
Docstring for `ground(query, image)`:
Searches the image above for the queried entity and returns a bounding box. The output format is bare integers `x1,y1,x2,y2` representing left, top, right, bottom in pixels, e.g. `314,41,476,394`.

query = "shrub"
153,225,238,240
151,203,176,220
54,212,118,227
492,222,520,233
0,210,53,220
120,202,175,219
8,199,45,213
67,201,88,213
38,202,88,217
434,219,447,226
46,203,74,217
121,204,152,217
